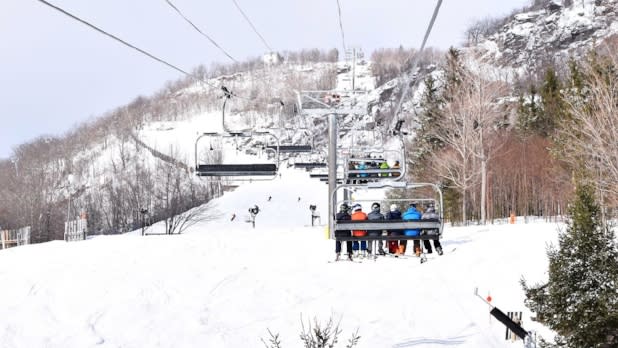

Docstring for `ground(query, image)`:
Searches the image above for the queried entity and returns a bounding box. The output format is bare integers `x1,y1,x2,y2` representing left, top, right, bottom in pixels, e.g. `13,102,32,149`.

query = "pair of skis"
329,247,455,264
328,256,362,263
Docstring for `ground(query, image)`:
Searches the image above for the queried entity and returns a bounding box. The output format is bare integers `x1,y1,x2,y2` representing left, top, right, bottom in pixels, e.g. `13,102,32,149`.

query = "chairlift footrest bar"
196,164,277,176
266,145,312,153
334,235,441,241
348,158,388,163
294,162,327,168
310,173,329,178
347,169,403,174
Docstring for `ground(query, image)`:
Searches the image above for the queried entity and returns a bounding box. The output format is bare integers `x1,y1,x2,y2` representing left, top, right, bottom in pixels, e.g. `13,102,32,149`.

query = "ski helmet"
371,202,380,211
390,204,398,212
340,203,349,212
352,203,362,212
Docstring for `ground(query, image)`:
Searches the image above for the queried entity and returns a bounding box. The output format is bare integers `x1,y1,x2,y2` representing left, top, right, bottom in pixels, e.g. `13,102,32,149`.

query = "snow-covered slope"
474,0,618,71
0,165,559,347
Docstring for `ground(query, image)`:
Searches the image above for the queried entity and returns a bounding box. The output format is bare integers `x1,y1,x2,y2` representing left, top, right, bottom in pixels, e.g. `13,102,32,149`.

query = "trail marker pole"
473,287,536,348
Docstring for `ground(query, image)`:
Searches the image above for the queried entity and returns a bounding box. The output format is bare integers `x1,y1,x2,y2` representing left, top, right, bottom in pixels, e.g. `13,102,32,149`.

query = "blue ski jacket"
402,206,421,236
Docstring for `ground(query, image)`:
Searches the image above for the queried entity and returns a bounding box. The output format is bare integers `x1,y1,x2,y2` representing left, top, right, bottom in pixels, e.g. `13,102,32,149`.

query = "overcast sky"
0,0,531,159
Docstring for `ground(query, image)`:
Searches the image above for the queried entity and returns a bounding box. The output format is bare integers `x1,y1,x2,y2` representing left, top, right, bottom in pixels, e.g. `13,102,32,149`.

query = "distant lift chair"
194,131,280,178
194,86,280,178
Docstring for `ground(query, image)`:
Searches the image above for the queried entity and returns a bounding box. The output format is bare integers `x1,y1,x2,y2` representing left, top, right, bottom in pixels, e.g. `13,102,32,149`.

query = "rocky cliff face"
475,0,618,71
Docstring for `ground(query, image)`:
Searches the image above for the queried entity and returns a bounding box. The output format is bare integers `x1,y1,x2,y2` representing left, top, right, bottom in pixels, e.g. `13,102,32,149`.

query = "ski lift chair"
292,145,327,170
331,181,443,263
266,127,315,153
266,144,312,153
294,90,369,116
344,149,405,182
194,131,279,178
295,162,327,169
194,87,280,178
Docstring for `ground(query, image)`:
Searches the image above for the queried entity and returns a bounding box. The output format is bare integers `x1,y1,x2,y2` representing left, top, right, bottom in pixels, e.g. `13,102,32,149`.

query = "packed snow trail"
0,166,558,347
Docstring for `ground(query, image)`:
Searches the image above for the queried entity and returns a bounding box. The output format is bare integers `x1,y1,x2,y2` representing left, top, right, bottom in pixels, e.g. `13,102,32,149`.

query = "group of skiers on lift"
335,201,442,261
347,156,401,184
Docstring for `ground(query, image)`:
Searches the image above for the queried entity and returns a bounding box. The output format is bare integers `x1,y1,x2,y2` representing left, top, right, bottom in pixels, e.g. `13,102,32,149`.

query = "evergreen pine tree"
538,66,567,137
412,48,464,170
444,47,465,98
522,182,618,347
414,74,444,164
516,84,539,136
568,58,584,95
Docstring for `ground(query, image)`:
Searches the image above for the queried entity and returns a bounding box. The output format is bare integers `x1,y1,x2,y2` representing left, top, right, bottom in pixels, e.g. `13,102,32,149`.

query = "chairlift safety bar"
330,182,444,240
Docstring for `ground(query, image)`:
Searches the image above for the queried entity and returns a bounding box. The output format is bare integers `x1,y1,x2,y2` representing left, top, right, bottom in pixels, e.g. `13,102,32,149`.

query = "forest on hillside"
407,35,618,224
0,49,337,243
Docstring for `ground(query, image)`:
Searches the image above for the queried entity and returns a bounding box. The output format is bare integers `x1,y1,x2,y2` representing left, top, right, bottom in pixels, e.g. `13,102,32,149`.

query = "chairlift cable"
392,0,443,121
164,0,239,63
35,0,221,92
335,0,347,54
230,0,273,52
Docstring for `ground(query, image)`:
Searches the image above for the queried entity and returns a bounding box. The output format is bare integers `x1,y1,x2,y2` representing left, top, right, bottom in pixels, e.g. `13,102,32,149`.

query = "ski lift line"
164,0,238,63
392,0,443,120
230,0,273,52
35,0,221,92
335,0,347,54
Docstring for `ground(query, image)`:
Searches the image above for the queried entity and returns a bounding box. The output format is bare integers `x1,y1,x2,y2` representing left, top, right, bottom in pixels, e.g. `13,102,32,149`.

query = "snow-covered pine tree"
414,74,443,164
522,182,618,347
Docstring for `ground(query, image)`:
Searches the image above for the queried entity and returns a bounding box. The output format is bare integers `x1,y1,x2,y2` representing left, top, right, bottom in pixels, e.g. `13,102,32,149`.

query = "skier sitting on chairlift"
421,204,443,255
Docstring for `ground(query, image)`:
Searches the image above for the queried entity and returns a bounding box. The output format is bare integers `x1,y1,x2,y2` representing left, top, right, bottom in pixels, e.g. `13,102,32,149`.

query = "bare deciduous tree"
155,148,215,234
560,52,618,204
429,68,507,223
